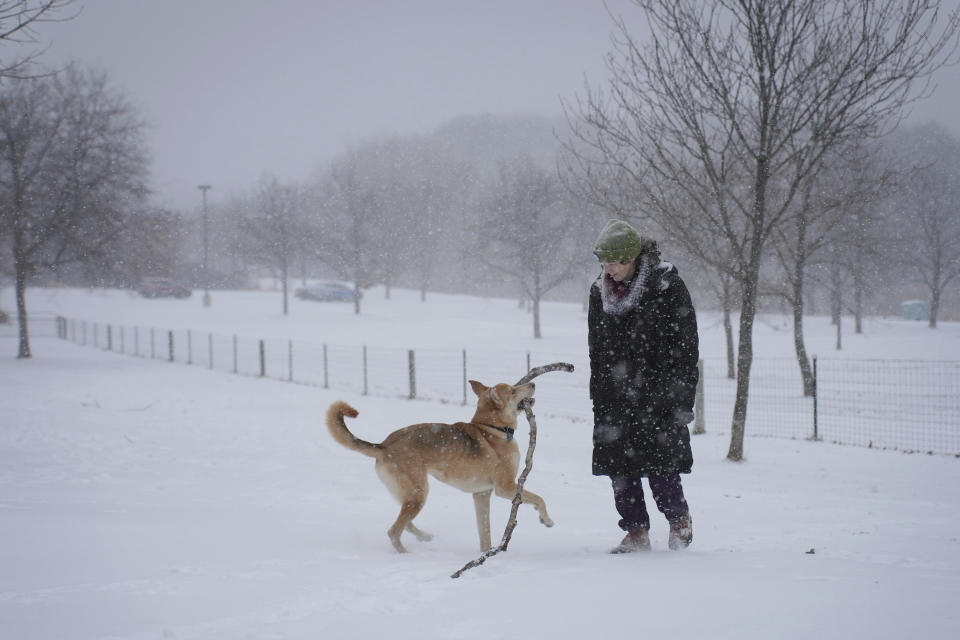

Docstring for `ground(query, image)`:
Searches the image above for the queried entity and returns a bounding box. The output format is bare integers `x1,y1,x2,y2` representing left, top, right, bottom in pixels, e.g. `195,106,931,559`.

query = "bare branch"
450,362,574,579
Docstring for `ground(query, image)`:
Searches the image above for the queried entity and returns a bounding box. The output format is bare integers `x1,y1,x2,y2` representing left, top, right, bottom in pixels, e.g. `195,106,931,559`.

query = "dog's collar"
476,423,516,441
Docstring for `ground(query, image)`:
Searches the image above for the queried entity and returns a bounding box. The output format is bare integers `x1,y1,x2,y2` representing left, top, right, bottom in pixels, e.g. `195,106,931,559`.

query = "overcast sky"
38,0,960,212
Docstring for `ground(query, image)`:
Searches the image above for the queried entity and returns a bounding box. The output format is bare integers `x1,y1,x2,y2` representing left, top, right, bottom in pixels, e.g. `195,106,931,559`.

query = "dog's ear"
469,380,487,397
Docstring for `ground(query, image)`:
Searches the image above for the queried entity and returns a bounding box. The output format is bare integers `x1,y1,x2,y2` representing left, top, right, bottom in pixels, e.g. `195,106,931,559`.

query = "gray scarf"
599,255,654,315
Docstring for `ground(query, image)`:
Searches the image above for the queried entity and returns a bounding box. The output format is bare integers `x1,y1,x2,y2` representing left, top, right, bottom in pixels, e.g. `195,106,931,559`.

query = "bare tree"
767,144,892,394
242,176,306,315
891,123,960,327
0,0,75,78
398,136,469,302
0,64,149,358
80,206,187,288
564,0,959,461
314,148,382,314
474,155,583,338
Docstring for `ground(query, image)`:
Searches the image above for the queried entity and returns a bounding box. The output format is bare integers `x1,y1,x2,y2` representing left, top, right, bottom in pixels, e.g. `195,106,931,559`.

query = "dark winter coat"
587,262,699,477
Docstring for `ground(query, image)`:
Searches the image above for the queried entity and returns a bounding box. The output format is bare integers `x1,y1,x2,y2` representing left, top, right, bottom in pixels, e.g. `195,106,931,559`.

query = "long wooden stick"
451,361,574,579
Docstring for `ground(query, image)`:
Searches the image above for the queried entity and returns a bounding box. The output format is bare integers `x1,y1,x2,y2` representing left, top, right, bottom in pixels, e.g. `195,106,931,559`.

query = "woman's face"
601,258,637,282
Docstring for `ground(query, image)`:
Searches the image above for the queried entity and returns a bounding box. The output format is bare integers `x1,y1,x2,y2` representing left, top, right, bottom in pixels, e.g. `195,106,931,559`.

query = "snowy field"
2,285,959,639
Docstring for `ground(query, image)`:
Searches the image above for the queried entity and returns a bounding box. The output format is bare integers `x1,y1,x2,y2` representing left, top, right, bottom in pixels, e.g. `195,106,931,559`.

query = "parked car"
294,282,360,303
138,277,192,299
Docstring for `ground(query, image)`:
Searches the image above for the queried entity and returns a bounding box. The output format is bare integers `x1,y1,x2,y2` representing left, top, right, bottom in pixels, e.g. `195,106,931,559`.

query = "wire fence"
46,316,960,457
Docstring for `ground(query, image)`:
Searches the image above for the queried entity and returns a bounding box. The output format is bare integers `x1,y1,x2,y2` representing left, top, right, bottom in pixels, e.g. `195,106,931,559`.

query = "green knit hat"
593,219,644,263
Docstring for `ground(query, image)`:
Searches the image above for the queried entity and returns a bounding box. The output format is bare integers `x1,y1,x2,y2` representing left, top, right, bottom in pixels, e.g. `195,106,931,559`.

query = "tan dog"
326,380,554,553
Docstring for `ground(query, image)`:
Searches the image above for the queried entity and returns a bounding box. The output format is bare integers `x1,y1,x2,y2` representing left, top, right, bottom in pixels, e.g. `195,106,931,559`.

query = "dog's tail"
325,401,382,458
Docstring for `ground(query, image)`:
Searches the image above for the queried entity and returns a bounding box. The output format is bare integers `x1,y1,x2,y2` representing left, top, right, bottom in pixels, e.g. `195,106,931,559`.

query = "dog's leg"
405,521,433,542
473,489,493,551
388,498,426,553
494,484,555,528
377,463,431,552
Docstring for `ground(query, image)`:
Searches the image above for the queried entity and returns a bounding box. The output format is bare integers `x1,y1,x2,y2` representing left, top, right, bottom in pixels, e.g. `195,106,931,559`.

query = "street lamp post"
198,184,212,307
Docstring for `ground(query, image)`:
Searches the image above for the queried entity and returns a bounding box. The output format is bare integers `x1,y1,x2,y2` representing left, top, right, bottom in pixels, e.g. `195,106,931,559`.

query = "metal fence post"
168,330,174,362
323,343,329,389
106,324,113,352
187,331,193,365
232,335,238,374
259,339,266,377
693,359,706,435
134,327,140,357
408,349,416,399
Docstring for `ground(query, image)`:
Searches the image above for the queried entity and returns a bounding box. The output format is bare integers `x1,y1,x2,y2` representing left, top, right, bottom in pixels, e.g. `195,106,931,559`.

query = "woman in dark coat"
588,219,699,553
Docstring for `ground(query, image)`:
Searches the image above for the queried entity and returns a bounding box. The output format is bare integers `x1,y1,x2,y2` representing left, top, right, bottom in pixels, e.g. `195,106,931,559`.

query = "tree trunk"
929,286,940,328
853,250,864,334
789,227,815,396
792,293,815,397
854,286,863,333
281,259,289,316
728,148,769,462
532,295,542,339
727,277,757,462
722,279,735,379
15,255,31,359
724,306,735,379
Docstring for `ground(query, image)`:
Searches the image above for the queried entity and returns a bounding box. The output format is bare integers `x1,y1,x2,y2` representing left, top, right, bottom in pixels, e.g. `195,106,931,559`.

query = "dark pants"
612,474,689,532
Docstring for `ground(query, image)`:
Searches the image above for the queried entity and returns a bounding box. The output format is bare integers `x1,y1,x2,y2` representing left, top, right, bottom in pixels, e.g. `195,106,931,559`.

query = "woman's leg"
611,475,650,532
648,474,689,522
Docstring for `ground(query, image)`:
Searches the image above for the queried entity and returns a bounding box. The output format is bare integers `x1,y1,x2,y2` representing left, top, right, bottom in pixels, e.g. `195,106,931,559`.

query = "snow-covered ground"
2,285,959,639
